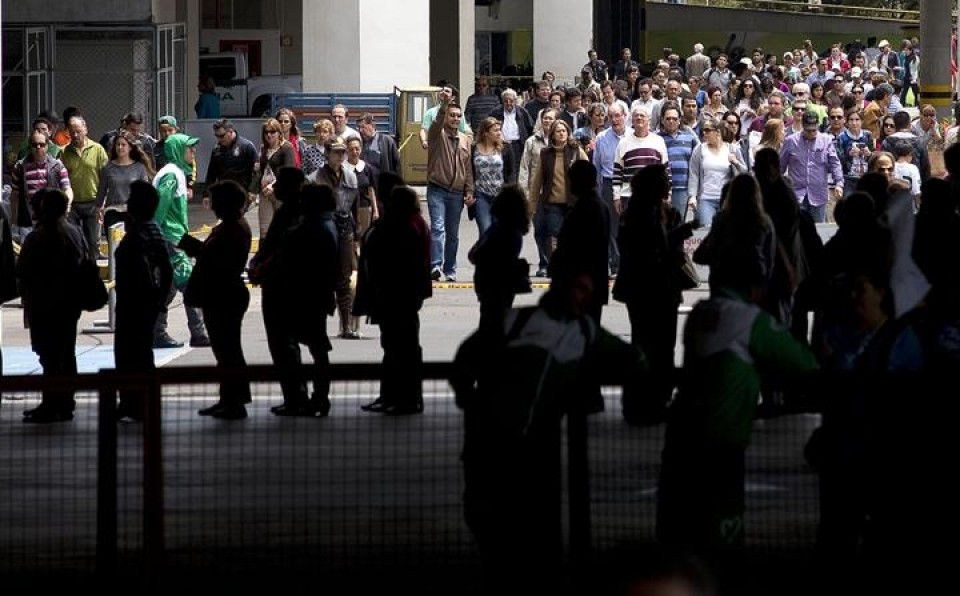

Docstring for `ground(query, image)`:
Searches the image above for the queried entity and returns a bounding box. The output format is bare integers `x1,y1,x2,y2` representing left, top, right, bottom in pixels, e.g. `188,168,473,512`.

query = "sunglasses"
742,84,754,88
30,142,46,148
877,166,894,171
883,123,896,128
278,119,291,124
829,115,844,120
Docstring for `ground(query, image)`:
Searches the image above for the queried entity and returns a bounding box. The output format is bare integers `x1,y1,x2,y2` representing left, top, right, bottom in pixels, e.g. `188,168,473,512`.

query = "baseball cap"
184,136,200,147
158,115,178,128
850,66,863,77
325,137,347,152
867,65,880,74
878,39,890,48
801,111,820,129
740,57,753,66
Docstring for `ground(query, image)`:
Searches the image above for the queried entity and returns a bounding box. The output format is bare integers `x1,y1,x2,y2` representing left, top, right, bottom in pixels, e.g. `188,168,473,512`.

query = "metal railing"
0,363,936,592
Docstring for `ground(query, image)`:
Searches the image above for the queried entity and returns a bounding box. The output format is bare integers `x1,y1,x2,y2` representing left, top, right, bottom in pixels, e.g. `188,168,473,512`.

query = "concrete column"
429,0,475,100
533,0,593,84
303,0,430,93
919,0,953,118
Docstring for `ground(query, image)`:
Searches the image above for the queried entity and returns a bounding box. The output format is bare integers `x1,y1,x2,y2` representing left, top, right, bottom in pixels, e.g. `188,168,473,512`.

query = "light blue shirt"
592,126,632,186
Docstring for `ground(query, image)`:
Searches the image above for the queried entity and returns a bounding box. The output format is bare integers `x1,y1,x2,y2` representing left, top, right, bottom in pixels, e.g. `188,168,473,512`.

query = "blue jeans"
601,179,620,274
695,197,721,227
800,195,827,223
671,188,689,220
426,185,464,277
474,191,494,236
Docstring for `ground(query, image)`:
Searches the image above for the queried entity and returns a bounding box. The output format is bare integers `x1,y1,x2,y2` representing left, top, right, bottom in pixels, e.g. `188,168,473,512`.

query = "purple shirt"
779,131,843,206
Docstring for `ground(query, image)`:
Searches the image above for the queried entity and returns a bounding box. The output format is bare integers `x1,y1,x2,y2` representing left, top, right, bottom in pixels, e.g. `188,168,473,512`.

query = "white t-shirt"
894,161,921,197
700,144,732,202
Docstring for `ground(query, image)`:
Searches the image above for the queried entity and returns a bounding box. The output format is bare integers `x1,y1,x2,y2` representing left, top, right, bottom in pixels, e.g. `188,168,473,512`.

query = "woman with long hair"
469,184,531,335
734,77,765,138
688,118,748,227
274,107,307,169
613,163,696,422
877,115,897,150
694,174,776,297
754,117,785,156
809,81,827,107
529,119,588,268
470,117,515,235
96,130,155,230
250,117,296,238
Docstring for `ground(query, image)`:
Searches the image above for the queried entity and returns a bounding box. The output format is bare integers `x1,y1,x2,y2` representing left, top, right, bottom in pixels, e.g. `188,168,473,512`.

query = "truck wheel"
251,95,274,117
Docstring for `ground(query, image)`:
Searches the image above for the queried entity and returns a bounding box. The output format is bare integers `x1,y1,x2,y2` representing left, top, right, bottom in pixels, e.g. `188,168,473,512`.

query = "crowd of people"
1,34,957,591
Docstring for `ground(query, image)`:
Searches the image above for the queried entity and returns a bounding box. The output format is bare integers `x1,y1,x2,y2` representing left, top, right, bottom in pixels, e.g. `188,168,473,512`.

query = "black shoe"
189,335,211,348
360,397,388,413
22,405,44,418
309,395,332,418
431,268,442,281
272,404,311,416
383,403,423,416
210,405,247,420
198,402,225,416
153,334,184,349
535,268,549,278
23,408,72,423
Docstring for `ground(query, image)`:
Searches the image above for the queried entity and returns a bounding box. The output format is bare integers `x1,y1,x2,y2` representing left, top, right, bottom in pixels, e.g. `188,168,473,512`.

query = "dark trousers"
262,290,331,405
378,310,423,409
69,201,100,261
204,299,251,406
535,202,569,273
601,178,620,273
627,299,679,407
30,319,79,411
115,308,159,416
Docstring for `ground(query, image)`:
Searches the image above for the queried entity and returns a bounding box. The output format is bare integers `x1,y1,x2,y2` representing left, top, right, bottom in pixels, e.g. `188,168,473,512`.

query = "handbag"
512,258,532,294
76,258,108,312
675,252,701,291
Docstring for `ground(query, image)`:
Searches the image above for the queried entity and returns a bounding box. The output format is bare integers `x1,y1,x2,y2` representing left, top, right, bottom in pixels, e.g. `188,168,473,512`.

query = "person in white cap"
876,39,902,80
845,67,864,93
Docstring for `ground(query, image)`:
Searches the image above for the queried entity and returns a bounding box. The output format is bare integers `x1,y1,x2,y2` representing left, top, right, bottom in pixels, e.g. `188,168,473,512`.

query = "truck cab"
199,51,302,117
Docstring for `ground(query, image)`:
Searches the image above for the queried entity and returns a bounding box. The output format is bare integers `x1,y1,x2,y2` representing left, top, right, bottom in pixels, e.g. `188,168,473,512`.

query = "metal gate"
2,23,184,148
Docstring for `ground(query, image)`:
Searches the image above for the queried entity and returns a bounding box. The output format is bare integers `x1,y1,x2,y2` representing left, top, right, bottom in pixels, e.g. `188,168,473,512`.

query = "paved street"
1,189,705,373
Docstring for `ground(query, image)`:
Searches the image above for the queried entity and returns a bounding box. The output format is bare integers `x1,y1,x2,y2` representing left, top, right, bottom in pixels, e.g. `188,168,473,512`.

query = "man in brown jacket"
426,101,474,282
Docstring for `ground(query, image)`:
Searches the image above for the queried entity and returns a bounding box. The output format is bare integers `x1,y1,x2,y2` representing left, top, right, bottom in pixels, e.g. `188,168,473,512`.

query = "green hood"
163,133,196,173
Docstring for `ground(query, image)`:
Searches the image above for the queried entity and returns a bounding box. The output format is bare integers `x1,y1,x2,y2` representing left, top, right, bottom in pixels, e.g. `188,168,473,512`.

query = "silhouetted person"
355,185,432,415
550,160,610,325
259,183,339,417
17,189,86,422
114,181,172,421
179,180,253,419
613,164,696,423
452,268,647,594
468,184,531,336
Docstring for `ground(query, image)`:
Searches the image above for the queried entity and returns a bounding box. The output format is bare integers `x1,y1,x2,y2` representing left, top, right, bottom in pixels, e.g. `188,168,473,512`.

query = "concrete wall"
303,0,429,93
534,0,593,84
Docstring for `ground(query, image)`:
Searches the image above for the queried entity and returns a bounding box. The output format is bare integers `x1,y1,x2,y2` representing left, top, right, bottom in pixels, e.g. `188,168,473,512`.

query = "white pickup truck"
199,51,302,117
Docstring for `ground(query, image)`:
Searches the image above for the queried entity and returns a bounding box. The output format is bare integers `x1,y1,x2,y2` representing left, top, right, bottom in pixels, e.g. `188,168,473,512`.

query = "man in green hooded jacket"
151,133,209,348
